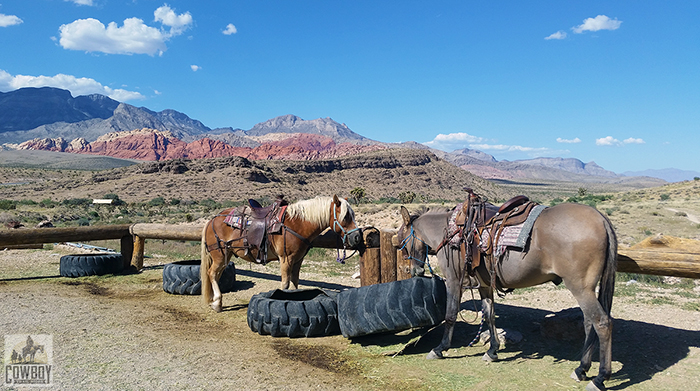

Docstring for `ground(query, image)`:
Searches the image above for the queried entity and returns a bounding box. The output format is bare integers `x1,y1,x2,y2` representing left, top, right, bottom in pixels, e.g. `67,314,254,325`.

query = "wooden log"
0,225,132,246
1,244,44,250
380,230,397,283
360,247,381,287
617,249,700,279
397,248,412,280
131,235,145,271
130,224,201,241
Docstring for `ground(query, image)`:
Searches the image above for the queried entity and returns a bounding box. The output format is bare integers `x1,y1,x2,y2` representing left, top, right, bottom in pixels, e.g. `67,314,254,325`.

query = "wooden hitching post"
380,230,397,283
131,234,145,271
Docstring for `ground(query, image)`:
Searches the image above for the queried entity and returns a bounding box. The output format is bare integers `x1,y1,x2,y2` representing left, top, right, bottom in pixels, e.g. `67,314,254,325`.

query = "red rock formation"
12,129,385,162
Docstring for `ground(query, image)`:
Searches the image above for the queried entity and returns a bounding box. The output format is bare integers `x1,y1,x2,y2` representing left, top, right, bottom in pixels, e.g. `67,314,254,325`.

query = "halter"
398,225,434,275
332,204,362,263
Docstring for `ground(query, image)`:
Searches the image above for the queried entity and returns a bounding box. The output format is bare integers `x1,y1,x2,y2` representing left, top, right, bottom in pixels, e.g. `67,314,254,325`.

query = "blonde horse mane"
285,196,352,228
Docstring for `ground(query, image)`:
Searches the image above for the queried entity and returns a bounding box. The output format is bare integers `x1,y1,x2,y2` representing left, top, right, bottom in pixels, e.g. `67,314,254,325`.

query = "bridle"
398,224,434,275
331,203,362,263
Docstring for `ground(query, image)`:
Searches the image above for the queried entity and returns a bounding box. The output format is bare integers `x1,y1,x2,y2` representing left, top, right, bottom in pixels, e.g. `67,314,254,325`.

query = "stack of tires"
246,276,447,339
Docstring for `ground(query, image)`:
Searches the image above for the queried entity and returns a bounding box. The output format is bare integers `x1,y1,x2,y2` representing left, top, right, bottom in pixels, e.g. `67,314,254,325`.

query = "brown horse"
201,195,361,312
397,200,617,391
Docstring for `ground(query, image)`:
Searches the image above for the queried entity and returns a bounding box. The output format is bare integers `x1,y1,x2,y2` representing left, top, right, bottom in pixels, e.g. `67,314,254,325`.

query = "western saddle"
216,195,288,264
455,188,538,277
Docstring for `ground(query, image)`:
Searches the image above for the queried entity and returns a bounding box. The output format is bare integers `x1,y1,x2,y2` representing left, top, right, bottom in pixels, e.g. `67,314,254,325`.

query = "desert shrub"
40,199,57,208
169,198,181,206
77,217,90,226
221,200,244,208
148,197,166,207
375,197,401,204
104,193,126,206
660,193,670,201
0,199,17,210
398,191,416,204
199,198,220,209
350,187,366,205
62,198,92,207
549,197,564,206
17,199,37,206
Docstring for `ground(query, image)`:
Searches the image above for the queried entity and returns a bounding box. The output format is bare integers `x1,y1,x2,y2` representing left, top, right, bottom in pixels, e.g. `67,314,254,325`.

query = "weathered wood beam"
617,249,700,279
0,225,132,246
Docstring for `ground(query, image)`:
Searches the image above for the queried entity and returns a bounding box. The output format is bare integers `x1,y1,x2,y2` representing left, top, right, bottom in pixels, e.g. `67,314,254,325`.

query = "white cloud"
596,136,620,146
0,69,144,101
0,13,23,27
58,5,192,55
470,144,551,154
572,15,622,34
190,65,201,72
545,31,567,40
223,23,237,35
623,137,645,144
423,132,565,158
65,0,95,6
154,5,193,36
423,132,486,150
556,137,581,143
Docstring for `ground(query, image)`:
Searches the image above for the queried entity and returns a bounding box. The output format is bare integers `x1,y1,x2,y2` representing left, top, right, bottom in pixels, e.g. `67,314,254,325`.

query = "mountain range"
0,87,692,183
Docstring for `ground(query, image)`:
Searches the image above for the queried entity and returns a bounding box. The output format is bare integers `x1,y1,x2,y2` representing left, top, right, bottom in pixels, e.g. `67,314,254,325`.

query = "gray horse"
397,200,617,391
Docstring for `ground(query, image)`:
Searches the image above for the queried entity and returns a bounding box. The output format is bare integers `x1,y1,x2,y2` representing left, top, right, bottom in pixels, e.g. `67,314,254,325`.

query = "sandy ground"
1,243,699,390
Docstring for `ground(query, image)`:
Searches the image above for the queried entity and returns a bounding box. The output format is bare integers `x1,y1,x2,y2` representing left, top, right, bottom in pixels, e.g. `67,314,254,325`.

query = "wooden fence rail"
2,224,699,281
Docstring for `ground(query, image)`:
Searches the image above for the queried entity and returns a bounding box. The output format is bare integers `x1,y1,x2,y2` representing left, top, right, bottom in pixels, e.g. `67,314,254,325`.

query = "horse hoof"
585,380,604,391
571,367,586,382
482,352,497,362
426,350,443,360
210,303,222,313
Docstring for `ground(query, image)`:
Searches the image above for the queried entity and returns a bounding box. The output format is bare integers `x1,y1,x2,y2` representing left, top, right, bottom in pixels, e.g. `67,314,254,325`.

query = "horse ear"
400,206,411,226
333,194,341,206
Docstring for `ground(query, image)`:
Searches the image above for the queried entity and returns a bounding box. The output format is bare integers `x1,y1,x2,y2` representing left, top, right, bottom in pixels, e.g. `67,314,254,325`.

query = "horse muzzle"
344,228,363,249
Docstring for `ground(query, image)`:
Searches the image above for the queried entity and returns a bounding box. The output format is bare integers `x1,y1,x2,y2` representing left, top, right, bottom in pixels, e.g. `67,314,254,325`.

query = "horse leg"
279,257,293,290
290,259,302,290
571,292,613,391
480,286,499,362
201,239,227,312
427,271,463,359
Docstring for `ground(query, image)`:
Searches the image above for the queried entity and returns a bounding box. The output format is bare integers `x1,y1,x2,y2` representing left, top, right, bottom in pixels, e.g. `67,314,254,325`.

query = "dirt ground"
1,244,699,390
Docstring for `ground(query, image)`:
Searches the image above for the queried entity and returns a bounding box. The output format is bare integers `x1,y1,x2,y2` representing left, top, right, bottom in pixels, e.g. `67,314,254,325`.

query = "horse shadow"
352,301,699,390
235,269,356,293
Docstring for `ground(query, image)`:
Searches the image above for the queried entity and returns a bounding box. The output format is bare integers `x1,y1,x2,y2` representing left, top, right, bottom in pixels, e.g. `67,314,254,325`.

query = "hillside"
0,149,512,204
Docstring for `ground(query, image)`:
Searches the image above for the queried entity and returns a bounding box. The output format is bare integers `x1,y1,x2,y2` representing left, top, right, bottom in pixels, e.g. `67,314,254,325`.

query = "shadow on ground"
350,300,699,389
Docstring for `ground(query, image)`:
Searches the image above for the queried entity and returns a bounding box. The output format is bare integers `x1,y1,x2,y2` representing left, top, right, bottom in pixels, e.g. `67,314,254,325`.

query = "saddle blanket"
224,211,251,229
448,203,465,248
481,204,547,256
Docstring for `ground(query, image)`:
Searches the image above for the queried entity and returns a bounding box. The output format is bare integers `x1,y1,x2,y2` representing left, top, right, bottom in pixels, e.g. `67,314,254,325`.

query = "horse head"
398,206,429,277
330,194,362,249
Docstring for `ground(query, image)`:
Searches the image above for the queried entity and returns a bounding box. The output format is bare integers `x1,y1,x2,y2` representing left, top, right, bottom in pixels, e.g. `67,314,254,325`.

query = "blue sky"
0,1,698,174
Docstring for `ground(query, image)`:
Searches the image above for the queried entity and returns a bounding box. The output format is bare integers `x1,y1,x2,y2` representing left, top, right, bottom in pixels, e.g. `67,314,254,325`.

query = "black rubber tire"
337,276,447,338
162,260,236,295
59,253,124,277
247,289,340,338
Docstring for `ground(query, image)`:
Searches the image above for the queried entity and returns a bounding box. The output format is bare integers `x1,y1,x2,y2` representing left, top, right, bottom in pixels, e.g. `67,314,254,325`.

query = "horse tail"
598,214,618,315
201,222,214,305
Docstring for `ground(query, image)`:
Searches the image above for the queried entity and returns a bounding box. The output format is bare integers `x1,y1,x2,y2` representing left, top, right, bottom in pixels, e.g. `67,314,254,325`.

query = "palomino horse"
397,199,617,391
201,195,361,312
